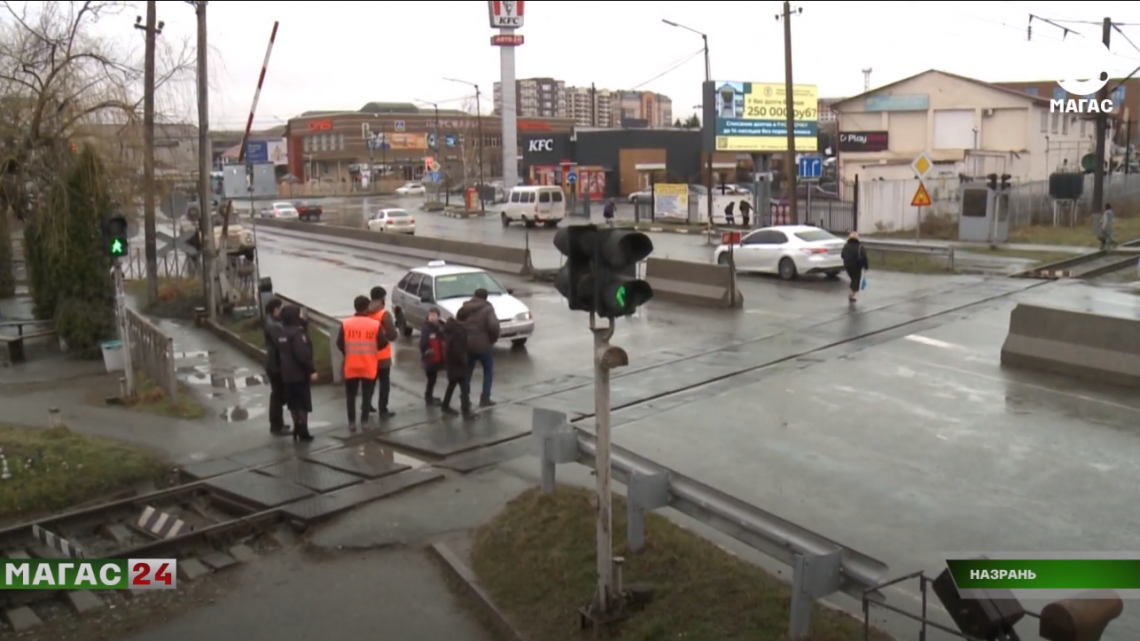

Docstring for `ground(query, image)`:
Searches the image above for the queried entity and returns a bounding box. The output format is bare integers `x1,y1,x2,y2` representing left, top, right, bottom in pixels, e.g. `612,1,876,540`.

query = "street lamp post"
416,99,444,202
444,77,486,213
662,19,712,233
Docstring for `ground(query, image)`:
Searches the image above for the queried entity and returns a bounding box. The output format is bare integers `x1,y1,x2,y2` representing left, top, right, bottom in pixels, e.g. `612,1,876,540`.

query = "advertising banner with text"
706,81,818,152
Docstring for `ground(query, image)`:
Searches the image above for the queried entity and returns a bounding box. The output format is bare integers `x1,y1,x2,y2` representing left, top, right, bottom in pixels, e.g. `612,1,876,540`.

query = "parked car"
396,182,426,196
367,208,416,234
258,202,299,219
294,202,323,221
391,260,534,347
188,215,256,261
713,225,844,280
628,189,652,203
500,185,566,228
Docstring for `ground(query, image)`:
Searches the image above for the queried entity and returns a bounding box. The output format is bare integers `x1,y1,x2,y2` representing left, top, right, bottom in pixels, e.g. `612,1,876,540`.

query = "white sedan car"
395,182,426,196
367,208,416,234
392,261,534,347
259,202,298,219
714,225,845,280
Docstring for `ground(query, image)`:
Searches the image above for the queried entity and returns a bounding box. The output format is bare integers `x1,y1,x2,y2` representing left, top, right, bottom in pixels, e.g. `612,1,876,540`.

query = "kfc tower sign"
488,0,524,28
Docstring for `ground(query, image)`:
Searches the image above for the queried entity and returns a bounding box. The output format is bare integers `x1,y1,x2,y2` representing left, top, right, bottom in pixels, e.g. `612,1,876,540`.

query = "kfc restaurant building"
520,128,713,199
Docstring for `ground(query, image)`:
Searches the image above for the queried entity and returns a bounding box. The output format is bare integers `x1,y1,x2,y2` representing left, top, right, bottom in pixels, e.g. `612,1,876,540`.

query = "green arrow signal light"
110,238,125,256
615,284,628,308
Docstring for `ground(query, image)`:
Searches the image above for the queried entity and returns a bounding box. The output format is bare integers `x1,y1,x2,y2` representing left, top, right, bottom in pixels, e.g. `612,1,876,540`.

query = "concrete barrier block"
644,258,743,309
1000,303,1140,387
255,218,533,275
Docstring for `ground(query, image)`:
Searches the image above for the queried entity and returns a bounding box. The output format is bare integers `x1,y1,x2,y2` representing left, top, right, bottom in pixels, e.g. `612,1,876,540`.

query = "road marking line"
904,335,962,350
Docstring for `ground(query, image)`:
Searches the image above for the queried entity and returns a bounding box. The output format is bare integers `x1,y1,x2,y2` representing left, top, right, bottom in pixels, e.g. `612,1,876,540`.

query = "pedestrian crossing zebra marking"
137,506,188,540
31,524,84,558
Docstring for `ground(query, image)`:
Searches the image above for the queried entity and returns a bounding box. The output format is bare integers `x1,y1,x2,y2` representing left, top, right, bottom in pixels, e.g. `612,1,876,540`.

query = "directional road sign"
911,152,933,180
428,171,441,182
445,133,457,148
567,171,578,184
911,182,932,208
797,156,823,180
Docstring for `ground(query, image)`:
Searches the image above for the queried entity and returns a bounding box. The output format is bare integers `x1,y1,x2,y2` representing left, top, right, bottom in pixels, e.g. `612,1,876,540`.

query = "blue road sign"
394,120,406,132
246,140,269,164
428,171,441,182
797,156,822,180
445,133,457,147
567,171,578,184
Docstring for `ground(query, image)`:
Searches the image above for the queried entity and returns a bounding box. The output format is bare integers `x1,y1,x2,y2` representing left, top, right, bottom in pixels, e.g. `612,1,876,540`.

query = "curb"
430,541,532,641
203,320,334,386
439,209,487,219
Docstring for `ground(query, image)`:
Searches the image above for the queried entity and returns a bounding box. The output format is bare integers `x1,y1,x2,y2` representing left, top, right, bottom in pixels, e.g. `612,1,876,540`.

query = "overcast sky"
90,0,1140,130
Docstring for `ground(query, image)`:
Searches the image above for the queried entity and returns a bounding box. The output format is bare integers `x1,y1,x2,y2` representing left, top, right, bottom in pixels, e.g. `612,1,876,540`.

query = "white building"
566,86,615,127
831,70,1095,184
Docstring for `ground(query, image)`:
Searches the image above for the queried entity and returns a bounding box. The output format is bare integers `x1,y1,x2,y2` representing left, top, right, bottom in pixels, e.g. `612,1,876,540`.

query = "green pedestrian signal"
103,214,129,258
615,284,627,308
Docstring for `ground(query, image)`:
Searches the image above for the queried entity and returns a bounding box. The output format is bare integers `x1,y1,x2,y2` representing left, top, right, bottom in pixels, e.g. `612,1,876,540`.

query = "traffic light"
986,173,999,190
592,229,654,318
553,225,597,311
103,214,129,258
70,143,78,154
1000,174,1011,190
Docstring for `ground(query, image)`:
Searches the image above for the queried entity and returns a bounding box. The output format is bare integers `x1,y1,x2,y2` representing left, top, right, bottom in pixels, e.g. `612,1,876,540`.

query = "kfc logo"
528,139,553,153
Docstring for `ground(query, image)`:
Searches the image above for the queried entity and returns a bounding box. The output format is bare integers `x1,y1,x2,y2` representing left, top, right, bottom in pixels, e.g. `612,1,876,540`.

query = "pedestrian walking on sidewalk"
337,295,385,433
420,308,445,406
276,305,318,442
603,198,616,227
365,286,400,419
461,288,500,408
262,298,289,436
441,308,473,417
841,232,869,303
1099,203,1115,251
724,200,736,225
739,199,752,228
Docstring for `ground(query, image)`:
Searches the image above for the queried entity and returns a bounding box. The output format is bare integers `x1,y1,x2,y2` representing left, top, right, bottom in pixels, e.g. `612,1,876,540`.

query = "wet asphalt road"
255,226,1140,641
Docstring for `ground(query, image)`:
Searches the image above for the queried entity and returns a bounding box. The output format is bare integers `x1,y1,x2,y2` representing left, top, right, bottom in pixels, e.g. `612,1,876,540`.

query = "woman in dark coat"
440,308,472,417
840,232,869,302
276,305,317,441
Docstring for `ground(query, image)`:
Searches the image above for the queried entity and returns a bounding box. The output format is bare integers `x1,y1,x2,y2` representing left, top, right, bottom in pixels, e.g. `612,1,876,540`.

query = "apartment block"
565,86,616,127
494,77,567,119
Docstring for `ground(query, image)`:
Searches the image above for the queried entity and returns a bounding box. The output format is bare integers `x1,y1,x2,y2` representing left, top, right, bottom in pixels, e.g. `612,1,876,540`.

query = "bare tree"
0,0,194,222
455,95,482,184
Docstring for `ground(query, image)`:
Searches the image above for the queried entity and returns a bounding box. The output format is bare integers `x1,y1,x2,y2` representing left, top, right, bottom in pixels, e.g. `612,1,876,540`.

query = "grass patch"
863,249,954,274
223,316,332,376
125,277,205,319
422,200,446,212
471,486,890,641
1007,217,1140,247
123,375,206,420
0,425,167,520
974,248,1083,266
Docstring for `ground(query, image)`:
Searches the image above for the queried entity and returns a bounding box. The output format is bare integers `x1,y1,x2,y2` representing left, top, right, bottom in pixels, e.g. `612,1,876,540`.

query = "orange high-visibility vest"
368,308,392,361
342,315,381,379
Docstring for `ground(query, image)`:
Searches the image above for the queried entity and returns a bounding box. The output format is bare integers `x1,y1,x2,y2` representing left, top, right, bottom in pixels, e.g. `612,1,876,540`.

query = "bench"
0,323,57,364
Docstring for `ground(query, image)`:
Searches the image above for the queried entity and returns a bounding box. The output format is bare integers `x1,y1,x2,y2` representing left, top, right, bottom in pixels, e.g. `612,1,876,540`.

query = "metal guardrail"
861,240,956,271
531,408,889,639
124,308,178,400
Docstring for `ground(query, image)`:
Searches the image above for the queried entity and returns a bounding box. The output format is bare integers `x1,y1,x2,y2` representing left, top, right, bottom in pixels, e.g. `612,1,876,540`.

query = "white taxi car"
392,261,534,347
367,208,416,234
714,225,845,280
259,202,298,219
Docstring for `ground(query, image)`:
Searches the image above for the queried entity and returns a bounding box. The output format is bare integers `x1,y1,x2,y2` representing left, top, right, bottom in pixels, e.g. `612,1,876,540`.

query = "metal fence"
124,308,177,400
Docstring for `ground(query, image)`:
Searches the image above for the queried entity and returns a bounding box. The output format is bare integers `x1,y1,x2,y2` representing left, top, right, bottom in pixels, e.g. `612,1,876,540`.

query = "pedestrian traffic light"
592,229,654,318
987,173,999,190
553,225,597,311
103,214,129,258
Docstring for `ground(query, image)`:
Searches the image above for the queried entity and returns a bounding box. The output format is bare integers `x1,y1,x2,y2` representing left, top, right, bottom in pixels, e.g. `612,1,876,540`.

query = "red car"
294,202,323,222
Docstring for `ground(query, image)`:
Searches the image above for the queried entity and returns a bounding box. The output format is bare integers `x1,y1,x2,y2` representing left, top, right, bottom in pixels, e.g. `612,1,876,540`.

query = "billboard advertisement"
653,183,689,220
374,133,427,151
703,81,818,152
245,139,289,165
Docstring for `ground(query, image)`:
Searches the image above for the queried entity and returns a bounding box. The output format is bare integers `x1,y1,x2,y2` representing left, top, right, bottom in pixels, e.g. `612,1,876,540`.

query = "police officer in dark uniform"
276,305,317,443
262,298,289,436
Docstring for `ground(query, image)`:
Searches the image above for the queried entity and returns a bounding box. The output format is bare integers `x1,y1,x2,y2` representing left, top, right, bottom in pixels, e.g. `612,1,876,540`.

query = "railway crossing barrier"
530,408,888,639
31,524,84,558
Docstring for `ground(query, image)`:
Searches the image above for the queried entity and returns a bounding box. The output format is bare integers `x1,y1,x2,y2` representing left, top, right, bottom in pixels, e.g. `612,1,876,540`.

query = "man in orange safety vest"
365,286,400,419
336,295,387,432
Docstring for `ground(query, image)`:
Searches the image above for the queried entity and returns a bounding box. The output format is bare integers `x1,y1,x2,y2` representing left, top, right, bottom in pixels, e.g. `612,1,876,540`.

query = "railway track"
1019,239,1140,279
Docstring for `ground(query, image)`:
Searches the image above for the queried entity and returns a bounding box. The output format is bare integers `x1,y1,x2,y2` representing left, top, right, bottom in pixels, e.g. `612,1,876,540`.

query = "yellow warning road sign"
911,182,932,207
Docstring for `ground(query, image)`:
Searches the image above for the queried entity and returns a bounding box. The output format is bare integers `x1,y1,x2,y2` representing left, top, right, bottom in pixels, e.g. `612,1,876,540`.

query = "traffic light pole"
113,259,137,398
591,313,616,617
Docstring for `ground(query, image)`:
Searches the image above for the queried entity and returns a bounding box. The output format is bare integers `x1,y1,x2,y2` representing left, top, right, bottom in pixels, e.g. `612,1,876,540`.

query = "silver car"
391,261,535,347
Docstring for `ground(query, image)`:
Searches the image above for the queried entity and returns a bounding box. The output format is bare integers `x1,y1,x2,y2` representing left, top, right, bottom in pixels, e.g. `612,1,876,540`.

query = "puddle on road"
347,441,427,469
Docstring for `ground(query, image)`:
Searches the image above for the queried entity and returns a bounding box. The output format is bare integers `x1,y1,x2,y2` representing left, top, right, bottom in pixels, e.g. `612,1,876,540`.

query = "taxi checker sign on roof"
911,152,933,180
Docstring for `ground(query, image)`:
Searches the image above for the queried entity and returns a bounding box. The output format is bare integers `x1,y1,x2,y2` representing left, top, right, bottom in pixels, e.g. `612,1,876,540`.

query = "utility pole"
1091,16,1112,213
135,3,161,302
433,103,442,201
193,0,216,321
476,84,486,214
780,1,801,224
1125,109,1133,175
591,83,597,127
700,33,712,233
